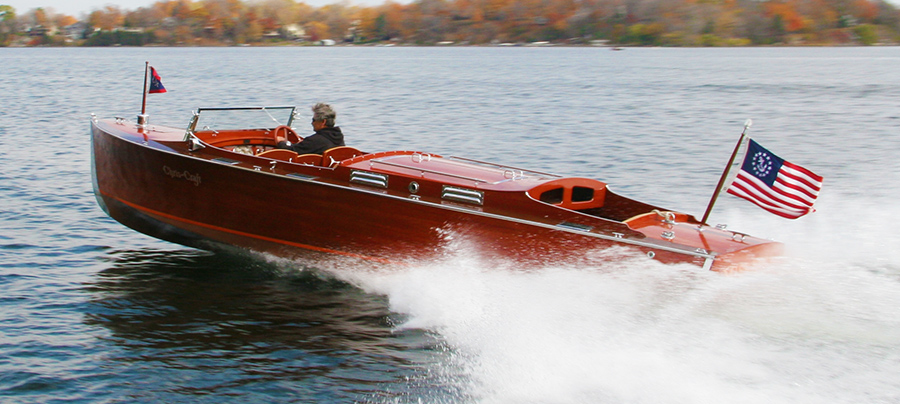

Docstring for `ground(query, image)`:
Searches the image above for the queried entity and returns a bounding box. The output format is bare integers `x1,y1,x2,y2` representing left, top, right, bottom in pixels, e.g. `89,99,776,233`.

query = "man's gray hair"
312,103,336,127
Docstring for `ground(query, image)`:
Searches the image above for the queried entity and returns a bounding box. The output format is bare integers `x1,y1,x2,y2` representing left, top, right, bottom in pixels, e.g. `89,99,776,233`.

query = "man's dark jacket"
278,126,345,155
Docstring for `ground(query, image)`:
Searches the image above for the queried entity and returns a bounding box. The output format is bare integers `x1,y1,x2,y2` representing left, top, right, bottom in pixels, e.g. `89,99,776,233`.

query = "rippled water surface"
2,46,900,403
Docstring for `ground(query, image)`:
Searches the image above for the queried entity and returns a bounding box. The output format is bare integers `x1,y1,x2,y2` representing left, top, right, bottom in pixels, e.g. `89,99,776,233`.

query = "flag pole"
138,61,149,125
699,119,752,227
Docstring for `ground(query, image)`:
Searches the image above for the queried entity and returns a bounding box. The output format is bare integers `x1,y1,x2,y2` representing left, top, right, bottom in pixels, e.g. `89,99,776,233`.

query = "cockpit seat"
292,154,323,165
322,146,365,167
257,149,298,161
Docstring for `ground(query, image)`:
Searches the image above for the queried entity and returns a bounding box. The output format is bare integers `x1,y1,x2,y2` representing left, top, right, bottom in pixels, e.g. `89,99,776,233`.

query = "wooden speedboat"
90,106,782,271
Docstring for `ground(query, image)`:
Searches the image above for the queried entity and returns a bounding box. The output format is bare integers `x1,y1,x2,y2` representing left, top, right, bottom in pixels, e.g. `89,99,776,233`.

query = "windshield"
191,106,296,131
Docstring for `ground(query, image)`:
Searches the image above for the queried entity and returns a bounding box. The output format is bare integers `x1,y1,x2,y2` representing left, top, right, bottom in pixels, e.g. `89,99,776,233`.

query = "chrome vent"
212,157,240,165
350,170,388,189
556,222,593,232
442,186,484,206
286,173,316,181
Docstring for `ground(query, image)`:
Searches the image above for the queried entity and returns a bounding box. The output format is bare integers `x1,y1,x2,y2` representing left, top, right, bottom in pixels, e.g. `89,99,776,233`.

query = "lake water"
2,46,899,403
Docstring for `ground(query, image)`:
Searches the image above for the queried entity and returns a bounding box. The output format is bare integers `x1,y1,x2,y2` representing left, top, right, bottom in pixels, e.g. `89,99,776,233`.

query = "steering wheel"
272,125,302,145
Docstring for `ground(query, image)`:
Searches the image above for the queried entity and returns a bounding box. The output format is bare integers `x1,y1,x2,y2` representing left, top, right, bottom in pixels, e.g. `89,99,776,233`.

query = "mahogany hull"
91,117,781,270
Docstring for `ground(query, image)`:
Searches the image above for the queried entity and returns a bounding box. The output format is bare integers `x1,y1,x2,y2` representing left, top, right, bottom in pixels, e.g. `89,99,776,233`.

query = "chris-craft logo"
751,151,773,178
163,166,202,186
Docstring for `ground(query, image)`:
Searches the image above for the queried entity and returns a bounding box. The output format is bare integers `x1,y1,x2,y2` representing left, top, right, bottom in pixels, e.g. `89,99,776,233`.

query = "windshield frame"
186,106,297,133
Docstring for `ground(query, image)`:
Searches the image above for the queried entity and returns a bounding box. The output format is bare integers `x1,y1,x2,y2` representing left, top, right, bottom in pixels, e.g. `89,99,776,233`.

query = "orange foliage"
15,0,900,46
56,15,78,27
765,1,806,32
853,0,879,21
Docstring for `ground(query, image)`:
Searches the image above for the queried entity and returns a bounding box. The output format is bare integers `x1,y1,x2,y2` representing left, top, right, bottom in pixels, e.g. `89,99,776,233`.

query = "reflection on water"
81,249,454,402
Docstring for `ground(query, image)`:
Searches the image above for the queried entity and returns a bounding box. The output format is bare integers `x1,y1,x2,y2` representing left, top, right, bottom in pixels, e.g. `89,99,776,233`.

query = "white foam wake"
336,192,900,403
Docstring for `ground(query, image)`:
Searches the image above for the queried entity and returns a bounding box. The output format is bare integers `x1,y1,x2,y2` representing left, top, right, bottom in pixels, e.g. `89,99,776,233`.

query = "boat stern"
624,210,783,271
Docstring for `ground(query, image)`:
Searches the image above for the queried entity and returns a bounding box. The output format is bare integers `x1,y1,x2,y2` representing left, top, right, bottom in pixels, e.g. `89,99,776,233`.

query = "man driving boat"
275,103,345,155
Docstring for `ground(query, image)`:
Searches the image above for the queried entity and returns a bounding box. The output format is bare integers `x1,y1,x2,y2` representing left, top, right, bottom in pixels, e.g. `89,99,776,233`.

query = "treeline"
2,0,899,47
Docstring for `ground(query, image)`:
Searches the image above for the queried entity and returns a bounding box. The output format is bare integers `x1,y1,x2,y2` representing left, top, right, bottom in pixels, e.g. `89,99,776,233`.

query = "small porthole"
408,181,420,194
647,251,656,259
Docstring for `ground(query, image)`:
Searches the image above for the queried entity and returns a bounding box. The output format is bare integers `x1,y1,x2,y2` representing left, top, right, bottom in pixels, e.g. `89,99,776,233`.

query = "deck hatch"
350,170,389,189
442,186,484,206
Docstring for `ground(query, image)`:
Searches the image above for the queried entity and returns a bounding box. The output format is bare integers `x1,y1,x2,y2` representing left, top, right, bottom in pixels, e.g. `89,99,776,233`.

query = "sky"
3,0,369,17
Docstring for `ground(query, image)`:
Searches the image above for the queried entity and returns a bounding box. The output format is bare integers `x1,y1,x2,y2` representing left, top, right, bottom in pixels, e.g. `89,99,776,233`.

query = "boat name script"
163,166,202,186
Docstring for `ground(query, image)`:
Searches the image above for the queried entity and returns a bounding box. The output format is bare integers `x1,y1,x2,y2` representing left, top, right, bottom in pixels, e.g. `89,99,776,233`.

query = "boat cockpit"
187,106,367,167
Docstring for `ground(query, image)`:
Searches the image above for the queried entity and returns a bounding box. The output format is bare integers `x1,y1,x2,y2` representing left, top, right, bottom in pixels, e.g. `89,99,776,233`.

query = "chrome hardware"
503,169,525,180
695,248,708,254
184,111,200,140
442,186,484,205
731,232,747,242
647,251,656,259
715,224,728,230
409,195,421,201
212,157,240,165
253,166,262,171
286,173,316,180
137,114,149,125
655,210,676,224
114,116,126,125
612,232,624,239
350,170,389,189
408,181,420,194
661,231,675,240
270,161,278,170
187,135,205,152
411,153,432,163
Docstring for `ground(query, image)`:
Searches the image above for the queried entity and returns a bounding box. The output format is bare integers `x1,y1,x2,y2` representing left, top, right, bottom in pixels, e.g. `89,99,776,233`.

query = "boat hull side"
90,120,718,268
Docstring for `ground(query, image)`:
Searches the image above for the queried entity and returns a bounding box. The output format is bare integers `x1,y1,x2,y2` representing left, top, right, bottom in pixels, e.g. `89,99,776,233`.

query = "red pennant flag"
149,66,166,94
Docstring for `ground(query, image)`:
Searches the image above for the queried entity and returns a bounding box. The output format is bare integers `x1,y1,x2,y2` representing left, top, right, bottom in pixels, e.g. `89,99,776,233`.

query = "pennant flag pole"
700,119,752,226
139,61,150,124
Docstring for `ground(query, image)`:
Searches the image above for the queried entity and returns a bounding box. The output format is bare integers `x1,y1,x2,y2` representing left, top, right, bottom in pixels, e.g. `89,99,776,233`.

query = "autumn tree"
88,6,126,31
0,5,17,46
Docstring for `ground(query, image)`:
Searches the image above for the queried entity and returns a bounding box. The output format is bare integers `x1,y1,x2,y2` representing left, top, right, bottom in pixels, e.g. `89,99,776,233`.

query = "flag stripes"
726,139,822,219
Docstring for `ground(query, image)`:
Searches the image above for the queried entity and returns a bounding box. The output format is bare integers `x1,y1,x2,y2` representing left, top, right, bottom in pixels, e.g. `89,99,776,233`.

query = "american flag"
726,139,823,219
